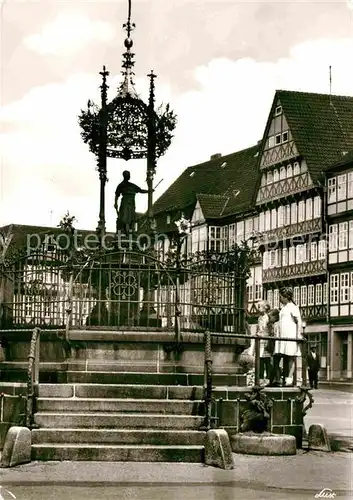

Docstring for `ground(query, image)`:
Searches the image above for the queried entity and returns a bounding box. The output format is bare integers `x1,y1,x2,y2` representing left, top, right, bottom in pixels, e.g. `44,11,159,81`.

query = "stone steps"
34,412,204,429
36,398,204,414
31,443,204,462
61,371,244,386
31,428,206,445
39,383,207,400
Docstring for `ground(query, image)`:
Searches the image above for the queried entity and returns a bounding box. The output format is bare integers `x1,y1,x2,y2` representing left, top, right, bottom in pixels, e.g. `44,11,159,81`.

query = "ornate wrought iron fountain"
78,0,177,240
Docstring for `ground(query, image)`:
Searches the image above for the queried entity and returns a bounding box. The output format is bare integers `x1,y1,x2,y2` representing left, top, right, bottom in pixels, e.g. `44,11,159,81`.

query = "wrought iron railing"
201,331,308,431
2,249,248,336
26,327,40,428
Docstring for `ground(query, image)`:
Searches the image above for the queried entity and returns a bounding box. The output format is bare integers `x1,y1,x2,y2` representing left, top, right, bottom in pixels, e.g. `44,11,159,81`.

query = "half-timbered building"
151,90,353,381
326,152,353,379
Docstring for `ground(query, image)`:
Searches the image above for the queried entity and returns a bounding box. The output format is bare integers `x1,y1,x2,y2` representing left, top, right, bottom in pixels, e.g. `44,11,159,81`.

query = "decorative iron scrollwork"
111,271,137,298
295,386,314,417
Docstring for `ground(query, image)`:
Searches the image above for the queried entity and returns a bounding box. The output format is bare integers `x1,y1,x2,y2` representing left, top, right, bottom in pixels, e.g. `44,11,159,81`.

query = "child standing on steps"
256,300,272,385
268,308,281,386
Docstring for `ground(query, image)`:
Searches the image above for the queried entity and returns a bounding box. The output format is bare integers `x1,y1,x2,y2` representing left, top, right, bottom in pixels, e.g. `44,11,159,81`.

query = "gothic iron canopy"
78,0,176,161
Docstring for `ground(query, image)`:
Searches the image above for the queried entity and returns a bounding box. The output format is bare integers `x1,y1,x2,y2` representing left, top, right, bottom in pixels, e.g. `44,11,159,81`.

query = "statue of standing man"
114,171,148,234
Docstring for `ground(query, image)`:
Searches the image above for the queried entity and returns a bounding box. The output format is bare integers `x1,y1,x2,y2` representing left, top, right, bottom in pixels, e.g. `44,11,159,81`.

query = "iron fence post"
254,336,260,386
201,330,212,431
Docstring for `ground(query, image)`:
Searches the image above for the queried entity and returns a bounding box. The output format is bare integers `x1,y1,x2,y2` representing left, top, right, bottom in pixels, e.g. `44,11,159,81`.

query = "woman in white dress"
274,286,302,386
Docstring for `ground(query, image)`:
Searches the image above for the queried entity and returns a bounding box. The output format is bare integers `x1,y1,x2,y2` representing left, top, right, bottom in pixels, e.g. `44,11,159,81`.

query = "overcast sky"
1,0,353,231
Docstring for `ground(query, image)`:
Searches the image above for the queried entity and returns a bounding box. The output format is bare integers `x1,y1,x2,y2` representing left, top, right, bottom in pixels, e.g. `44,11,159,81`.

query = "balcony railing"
262,259,327,283
257,218,322,245
256,172,314,204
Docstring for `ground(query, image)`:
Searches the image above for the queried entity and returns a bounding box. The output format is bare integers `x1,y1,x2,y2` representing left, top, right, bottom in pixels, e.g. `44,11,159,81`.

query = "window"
268,136,275,148
236,221,244,244
294,286,300,305
285,205,291,226
306,198,313,220
273,169,279,183
330,274,339,304
275,133,282,145
245,218,253,241
254,267,262,301
329,225,338,252
166,214,171,224
267,171,273,185
308,285,315,306
282,131,289,143
280,167,286,180
313,196,321,218
275,105,282,115
269,250,278,268
350,220,353,249
229,223,236,248
323,283,328,304
315,284,322,305
221,226,228,251
296,244,304,264
267,290,273,308
351,272,353,303
303,243,308,261
301,286,307,307
282,247,288,266
271,208,277,229
265,211,271,231
259,213,265,232
287,164,293,178
318,240,326,260
273,289,279,308
291,202,297,225
339,222,348,250
278,206,284,227
263,251,269,270
293,162,300,176
247,282,254,303
311,242,318,261
337,174,347,201
348,172,353,198
289,246,295,265
328,177,336,203
340,273,350,303
209,226,221,252
298,200,305,222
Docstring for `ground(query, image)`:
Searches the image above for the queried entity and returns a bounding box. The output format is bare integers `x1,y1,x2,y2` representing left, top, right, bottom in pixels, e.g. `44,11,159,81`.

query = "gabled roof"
0,224,115,260
152,144,260,219
196,194,228,219
262,90,353,181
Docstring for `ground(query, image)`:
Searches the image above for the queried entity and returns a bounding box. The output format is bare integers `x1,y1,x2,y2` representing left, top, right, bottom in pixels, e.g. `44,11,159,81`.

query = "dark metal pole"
254,336,260,385
96,66,109,244
147,70,157,225
201,330,212,431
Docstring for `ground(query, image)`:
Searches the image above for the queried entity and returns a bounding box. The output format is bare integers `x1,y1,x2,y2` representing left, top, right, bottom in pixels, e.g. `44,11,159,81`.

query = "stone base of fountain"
231,431,296,455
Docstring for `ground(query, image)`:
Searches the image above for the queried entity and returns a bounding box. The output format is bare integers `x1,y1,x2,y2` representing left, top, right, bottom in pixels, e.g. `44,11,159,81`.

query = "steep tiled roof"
326,149,353,172
153,144,260,219
196,194,228,219
274,90,353,181
0,224,115,259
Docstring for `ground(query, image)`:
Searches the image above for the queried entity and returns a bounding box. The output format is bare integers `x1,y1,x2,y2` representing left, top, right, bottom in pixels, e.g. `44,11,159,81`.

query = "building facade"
326,154,353,379
152,90,353,381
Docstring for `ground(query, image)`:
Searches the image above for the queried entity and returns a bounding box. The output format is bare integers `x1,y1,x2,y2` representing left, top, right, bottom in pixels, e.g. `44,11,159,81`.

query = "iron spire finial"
119,0,137,96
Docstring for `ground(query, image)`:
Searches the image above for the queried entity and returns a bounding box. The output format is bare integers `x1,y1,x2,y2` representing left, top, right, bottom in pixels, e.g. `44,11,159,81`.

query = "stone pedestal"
231,432,296,455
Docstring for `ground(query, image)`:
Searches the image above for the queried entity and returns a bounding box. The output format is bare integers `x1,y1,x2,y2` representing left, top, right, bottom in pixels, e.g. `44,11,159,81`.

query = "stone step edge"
37,398,204,402
32,443,204,449
32,428,205,432
35,412,203,418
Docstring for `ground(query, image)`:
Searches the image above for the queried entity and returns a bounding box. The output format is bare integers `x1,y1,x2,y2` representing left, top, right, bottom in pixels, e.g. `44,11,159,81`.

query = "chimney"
210,153,222,160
